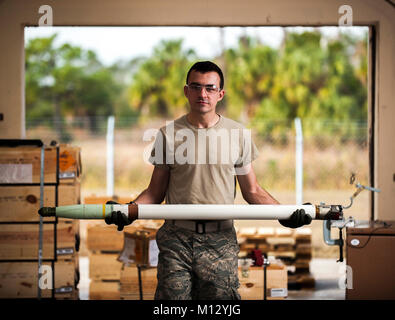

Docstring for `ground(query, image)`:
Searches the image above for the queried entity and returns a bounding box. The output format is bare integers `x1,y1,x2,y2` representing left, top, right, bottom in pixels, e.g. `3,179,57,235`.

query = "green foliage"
225,36,278,120
25,34,125,138
128,40,196,120
248,30,367,144
25,29,367,144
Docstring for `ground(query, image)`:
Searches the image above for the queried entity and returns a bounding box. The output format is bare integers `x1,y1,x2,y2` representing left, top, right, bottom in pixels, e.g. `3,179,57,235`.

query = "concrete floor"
287,258,346,300
78,257,346,300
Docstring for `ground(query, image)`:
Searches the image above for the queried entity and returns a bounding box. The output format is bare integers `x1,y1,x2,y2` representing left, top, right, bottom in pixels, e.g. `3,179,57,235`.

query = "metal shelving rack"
0,139,59,299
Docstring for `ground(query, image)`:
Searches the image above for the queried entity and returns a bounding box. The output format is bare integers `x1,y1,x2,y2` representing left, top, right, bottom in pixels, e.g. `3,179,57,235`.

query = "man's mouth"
197,100,209,105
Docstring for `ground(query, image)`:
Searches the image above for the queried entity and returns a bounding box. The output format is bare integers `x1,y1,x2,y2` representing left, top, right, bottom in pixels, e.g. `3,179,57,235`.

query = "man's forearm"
243,185,280,205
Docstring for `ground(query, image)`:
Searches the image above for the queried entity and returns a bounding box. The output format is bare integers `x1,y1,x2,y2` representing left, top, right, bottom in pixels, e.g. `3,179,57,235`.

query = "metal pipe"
106,115,115,197
38,145,45,299
294,117,303,205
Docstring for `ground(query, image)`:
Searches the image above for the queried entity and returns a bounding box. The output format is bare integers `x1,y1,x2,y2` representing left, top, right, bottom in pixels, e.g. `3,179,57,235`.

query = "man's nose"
197,86,209,97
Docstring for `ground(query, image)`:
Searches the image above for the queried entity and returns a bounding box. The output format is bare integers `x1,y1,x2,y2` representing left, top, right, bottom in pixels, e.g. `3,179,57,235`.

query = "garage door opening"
24,26,370,278
24,25,370,220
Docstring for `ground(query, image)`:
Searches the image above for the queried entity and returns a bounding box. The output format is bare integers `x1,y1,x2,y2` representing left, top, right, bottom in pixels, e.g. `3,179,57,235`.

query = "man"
106,61,311,300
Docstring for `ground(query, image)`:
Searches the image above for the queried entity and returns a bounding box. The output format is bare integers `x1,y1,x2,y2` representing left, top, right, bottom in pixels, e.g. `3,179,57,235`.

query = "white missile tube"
41,203,339,221
138,204,316,220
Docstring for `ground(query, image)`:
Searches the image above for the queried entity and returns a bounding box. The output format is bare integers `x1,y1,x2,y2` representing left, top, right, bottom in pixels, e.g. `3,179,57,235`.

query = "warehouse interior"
0,0,394,301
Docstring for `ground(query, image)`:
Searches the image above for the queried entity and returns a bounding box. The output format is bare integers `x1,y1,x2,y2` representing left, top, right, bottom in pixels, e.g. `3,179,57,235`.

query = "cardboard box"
118,229,158,267
0,221,79,260
238,263,288,300
0,183,80,222
0,144,81,184
87,219,162,253
0,260,78,299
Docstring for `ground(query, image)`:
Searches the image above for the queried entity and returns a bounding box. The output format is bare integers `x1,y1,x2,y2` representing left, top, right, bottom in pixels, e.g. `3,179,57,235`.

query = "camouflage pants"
154,221,241,300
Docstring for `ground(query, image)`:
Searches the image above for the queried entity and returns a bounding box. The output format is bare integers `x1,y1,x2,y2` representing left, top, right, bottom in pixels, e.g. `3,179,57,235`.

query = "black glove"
279,203,312,229
105,200,132,231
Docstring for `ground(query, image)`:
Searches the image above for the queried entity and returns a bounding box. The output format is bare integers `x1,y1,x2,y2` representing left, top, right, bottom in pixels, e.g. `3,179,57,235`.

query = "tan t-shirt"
149,114,259,205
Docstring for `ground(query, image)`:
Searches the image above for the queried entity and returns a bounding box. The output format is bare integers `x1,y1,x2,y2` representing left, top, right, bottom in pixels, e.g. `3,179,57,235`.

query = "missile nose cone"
38,207,56,217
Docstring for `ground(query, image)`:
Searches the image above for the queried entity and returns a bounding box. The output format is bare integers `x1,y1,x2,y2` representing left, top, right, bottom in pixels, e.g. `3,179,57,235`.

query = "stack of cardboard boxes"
0,143,81,299
120,266,158,300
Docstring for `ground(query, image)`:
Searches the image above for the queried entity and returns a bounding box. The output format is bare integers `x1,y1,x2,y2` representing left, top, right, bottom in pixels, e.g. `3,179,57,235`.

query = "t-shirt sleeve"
234,128,259,168
148,129,170,170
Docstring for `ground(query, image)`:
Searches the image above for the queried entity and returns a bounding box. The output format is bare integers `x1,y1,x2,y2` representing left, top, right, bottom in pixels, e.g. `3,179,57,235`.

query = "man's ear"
217,89,225,102
184,85,188,97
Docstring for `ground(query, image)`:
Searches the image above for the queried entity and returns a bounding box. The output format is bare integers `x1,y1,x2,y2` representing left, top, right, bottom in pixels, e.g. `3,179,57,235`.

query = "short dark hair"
186,61,224,89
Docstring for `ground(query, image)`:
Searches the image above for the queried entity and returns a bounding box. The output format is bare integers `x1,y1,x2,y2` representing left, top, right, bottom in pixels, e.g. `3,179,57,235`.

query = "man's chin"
193,105,211,113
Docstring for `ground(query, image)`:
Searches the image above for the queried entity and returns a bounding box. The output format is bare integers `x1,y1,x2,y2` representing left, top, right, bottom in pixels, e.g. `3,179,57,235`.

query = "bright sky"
25,26,367,66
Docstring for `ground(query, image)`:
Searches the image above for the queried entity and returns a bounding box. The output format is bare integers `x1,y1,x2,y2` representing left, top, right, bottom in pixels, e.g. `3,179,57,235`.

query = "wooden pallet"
120,266,157,300
287,273,316,290
89,280,120,300
89,252,123,281
237,226,315,290
238,264,288,300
